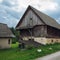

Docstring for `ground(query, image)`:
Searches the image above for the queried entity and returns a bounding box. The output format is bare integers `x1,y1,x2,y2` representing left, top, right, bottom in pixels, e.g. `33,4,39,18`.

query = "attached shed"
16,6,60,45
0,23,15,49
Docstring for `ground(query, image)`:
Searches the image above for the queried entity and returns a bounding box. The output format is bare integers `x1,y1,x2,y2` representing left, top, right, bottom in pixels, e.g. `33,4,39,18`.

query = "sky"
0,0,60,27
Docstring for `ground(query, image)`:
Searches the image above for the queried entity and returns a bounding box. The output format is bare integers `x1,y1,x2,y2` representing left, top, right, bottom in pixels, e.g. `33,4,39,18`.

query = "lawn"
0,43,60,60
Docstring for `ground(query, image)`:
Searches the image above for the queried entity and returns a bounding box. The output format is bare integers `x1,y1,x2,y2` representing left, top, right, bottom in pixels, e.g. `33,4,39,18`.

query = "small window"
8,39,10,44
51,40,53,42
30,18,32,20
29,39,34,41
29,17,33,26
29,39,31,41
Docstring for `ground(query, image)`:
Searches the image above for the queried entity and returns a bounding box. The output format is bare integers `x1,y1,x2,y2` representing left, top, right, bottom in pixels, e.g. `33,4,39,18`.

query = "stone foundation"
46,38,60,44
34,37,47,45
22,37,60,45
22,37,34,40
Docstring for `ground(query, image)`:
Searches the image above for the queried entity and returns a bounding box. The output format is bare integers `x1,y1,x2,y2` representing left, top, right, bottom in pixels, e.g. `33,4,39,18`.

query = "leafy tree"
10,27,20,43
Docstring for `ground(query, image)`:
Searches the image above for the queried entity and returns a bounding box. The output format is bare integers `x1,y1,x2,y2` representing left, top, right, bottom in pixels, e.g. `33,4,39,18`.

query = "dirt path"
35,51,60,60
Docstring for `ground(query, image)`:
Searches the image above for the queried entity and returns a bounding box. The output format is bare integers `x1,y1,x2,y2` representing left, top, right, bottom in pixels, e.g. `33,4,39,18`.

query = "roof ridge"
0,23,7,25
29,6,60,29
30,6,58,24
16,5,60,29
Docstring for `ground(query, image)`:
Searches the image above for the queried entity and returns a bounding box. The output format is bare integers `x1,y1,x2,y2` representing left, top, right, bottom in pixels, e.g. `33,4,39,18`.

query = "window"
8,39,10,44
29,17,33,26
29,39,34,41
51,40,53,42
30,18,32,20
28,18,33,27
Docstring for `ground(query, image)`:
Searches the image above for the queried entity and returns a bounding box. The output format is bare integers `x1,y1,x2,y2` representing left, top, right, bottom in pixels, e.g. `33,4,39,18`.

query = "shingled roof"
0,23,15,38
16,6,60,29
30,6,60,29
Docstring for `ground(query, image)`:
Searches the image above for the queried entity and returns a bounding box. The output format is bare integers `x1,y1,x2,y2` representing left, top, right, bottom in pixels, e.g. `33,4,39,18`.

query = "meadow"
0,42,60,60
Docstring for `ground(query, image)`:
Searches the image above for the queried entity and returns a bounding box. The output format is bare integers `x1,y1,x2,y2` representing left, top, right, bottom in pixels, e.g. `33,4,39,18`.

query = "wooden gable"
16,6,45,29
16,6,60,30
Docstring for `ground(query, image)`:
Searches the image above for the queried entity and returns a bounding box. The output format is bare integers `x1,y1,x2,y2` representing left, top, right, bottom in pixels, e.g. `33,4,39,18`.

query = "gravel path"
35,51,60,60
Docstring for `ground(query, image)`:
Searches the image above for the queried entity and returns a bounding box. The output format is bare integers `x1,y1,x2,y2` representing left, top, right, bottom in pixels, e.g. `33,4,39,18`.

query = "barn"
0,23,15,49
16,6,60,45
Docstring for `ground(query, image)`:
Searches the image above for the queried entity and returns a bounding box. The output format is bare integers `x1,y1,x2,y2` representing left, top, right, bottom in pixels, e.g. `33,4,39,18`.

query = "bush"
26,45,34,50
10,27,20,44
12,38,18,44
19,43,25,49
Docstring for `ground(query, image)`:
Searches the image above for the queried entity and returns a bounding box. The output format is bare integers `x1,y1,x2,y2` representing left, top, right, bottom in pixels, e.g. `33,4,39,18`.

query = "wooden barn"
16,6,60,45
0,23,15,49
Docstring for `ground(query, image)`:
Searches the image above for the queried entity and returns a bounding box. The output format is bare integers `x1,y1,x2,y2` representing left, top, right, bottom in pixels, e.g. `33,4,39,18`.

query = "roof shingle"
0,23,15,38
16,6,60,29
30,6,60,29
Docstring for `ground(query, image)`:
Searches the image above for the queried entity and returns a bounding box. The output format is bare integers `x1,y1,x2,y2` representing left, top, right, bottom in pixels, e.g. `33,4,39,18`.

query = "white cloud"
9,0,15,5
56,17,60,24
0,0,3,3
0,15,19,27
10,0,59,12
0,0,60,27
37,1,58,11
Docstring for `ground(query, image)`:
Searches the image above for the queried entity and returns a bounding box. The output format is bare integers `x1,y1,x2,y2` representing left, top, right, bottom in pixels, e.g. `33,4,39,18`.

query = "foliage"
11,42,19,48
26,45,34,50
10,27,20,43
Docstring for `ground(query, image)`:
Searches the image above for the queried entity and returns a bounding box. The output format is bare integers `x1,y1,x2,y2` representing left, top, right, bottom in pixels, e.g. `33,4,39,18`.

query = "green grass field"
0,43,60,60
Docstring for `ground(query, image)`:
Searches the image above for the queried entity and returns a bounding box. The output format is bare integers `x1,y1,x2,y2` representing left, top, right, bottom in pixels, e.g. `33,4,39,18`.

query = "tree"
10,27,20,43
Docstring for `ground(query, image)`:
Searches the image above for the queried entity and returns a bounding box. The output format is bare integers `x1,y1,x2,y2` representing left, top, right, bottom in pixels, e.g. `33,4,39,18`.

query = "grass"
11,42,19,48
0,43,60,60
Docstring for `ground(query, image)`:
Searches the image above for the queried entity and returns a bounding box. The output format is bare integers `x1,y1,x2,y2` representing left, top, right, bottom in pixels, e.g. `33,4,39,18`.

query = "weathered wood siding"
20,10,44,28
33,25,47,37
20,25,47,37
20,29,33,37
20,25,60,38
47,26,60,38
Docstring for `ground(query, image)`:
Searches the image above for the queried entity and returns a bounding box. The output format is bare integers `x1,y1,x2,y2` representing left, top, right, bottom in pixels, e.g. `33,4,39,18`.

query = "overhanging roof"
0,23,15,38
16,6,60,29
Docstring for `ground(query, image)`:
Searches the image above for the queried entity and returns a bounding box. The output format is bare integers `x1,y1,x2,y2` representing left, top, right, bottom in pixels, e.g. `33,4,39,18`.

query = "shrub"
26,45,34,50
12,38,17,44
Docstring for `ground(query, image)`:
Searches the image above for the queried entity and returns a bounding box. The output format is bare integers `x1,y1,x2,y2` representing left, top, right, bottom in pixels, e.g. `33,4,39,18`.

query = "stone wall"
22,37,60,45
